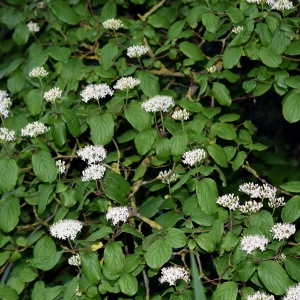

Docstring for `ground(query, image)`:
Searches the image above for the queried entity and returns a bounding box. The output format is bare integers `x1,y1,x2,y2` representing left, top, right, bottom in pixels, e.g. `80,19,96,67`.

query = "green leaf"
232,151,247,171
103,169,131,205
81,252,102,284
124,100,152,132
86,226,113,242
167,20,186,40
154,138,171,159
190,252,207,300
202,12,219,33
89,114,114,145
281,196,300,223
212,282,238,300
7,69,26,94
169,132,188,156
32,151,57,183
284,257,300,282
25,89,43,116
196,178,219,215
258,261,291,295
282,90,300,123
165,228,187,248
210,219,224,243
269,29,291,55
136,71,160,97
284,76,300,89
118,273,138,296
226,7,243,24
221,231,239,252
134,128,157,155
99,42,118,70
121,223,143,239
285,40,300,55
62,58,85,81
51,119,67,147
249,211,274,237
196,233,216,253
34,236,56,258
207,144,228,167
12,23,29,45
179,41,204,61
38,184,54,214
50,0,80,25
0,287,19,300
100,1,116,20
145,239,172,269
236,259,256,282
223,46,242,69
0,159,18,192
47,45,71,64
0,196,20,232
259,47,282,68
61,189,77,208
29,251,63,271
280,181,300,192
213,82,231,106
103,242,125,275
177,98,203,112
61,108,81,137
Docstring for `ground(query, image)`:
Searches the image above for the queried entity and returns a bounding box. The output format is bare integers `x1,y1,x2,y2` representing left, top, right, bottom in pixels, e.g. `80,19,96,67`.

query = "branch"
138,0,167,22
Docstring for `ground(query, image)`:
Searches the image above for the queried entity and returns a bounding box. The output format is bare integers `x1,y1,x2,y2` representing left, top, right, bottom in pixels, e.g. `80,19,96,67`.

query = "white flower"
27,21,40,33
141,95,175,113
182,149,206,166
172,109,190,121
270,223,296,241
259,184,277,199
0,90,11,118
0,128,15,142
207,66,217,73
127,45,148,58
157,170,179,185
268,0,293,10
216,194,240,210
21,121,50,137
113,77,140,91
49,219,82,240
103,18,123,30
106,206,130,225
240,235,269,254
77,145,107,165
239,200,263,214
159,266,189,286
268,197,285,209
68,254,81,267
44,87,63,102
246,0,263,3
232,26,244,34
238,182,276,200
246,291,275,300
56,160,65,174
82,164,106,181
29,66,48,78
80,83,113,103
283,283,300,300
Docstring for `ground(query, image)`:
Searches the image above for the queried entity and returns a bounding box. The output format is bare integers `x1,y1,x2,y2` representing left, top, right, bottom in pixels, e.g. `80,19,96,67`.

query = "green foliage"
0,0,299,299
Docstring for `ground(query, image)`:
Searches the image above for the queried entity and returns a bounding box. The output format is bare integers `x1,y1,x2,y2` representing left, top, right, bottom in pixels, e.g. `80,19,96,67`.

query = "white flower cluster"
216,194,240,210
21,121,50,137
239,200,263,214
0,128,15,142
283,283,300,300
246,291,275,300
77,145,107,164
267,0,293,10
49,219,82,240
113,76,140,91
106,206,130,225
141,95,175,113
182,148,206,166
27,21,40,33
68,254,81,267
240,234,269,254
246,0,263,3
44,87,63,102
159,266,189,286
268,196,285,209
0,90,12,118
56,160,66,174
103,18,123,30
29,66,48,78
207,66,217,73
232,26,244,34
157,170,179,185
270,223,296,241
239,182,276,199
82,164,106,182
127,45,148,58
80,83,114,103
172,109,190,121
